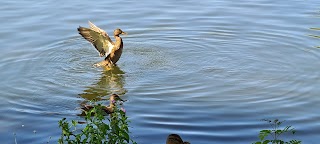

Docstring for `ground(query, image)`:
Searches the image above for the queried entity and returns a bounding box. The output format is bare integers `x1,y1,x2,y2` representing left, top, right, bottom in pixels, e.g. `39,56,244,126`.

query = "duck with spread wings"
77,21,127,67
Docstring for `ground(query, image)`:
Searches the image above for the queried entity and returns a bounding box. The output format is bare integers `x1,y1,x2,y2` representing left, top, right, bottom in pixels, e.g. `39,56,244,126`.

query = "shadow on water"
79,66,127,102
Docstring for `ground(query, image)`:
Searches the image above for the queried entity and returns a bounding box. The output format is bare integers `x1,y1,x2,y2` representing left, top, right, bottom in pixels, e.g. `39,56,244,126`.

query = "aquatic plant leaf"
259,130,271,140
262,140,270,144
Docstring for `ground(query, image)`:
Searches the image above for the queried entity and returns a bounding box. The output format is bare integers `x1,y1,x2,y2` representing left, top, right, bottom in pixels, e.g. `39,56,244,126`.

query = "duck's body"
108,35,123,64
77,21,127,67
79,94,125,116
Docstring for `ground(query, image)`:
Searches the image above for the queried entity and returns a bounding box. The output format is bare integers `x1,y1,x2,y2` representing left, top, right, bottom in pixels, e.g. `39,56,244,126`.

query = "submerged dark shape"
78,21,127,67
166,134,190,144
78,94,125,116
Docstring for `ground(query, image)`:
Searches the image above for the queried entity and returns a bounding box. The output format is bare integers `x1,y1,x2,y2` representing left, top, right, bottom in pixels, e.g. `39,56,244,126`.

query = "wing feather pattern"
88,21,114,45
77,21,114,57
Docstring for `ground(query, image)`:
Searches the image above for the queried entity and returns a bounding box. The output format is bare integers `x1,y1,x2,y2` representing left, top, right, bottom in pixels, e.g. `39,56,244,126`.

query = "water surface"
1,0,320,143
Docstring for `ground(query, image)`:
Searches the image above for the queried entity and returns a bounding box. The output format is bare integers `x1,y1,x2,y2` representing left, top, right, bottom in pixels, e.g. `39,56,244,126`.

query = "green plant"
107,107,133,144
253,119,301,144
58,103,136,144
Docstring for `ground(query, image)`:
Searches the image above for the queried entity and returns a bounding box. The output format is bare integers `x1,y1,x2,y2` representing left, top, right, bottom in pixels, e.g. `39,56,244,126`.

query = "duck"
77,21,127,67
166,134,190,144
78,94,125,116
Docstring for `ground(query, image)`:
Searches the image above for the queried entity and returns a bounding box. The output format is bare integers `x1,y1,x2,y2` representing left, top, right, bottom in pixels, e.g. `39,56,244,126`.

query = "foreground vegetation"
58,102,136,144
252,119,301,144
58,103,301,144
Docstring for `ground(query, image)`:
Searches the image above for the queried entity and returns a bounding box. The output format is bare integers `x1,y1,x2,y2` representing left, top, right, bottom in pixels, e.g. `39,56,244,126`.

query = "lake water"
1,0,320,143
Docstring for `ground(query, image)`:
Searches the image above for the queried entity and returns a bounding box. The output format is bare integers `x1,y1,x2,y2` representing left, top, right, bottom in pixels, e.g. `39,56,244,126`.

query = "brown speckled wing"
78,26,112,57
88,21,114,45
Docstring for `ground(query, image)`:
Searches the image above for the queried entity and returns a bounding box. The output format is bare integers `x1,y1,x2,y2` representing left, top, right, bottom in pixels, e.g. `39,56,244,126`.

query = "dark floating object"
166,134,190,144
78,94,125,116
77,121,86,124
78,21,127,67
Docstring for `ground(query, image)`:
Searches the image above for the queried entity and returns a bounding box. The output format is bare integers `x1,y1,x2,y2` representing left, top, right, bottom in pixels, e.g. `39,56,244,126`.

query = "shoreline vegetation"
58,99,136,144
252,119,301,144
54,94,301,144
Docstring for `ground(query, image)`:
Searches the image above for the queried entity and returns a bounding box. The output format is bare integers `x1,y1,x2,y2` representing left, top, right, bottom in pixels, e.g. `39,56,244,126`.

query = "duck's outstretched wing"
88,21,113,42
77,21,114,57
78,27,109,56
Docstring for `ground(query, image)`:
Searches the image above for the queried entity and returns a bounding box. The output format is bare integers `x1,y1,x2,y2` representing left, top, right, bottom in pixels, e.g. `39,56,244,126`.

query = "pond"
0,0,320,143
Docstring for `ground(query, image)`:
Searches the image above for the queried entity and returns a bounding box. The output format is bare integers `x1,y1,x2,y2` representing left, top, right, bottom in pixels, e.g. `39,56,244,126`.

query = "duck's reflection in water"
78,94,125,116
79,66,126,104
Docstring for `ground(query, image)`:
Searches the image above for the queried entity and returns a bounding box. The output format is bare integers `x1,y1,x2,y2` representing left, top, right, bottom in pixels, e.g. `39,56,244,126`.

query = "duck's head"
114,28,127,36
166,134,190,144
110,94,125,103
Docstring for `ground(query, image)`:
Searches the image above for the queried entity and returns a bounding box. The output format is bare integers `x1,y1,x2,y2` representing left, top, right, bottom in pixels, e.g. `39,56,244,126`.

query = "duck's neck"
114,35,122,42
109,97,116,107
114,35,122,46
